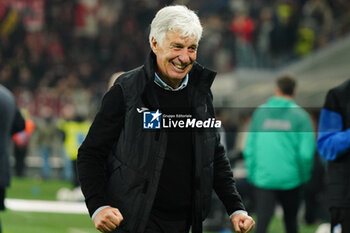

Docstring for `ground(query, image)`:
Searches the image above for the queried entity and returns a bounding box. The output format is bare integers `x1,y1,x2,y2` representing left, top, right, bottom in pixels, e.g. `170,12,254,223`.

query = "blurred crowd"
0,0,350,180
0,0,349,120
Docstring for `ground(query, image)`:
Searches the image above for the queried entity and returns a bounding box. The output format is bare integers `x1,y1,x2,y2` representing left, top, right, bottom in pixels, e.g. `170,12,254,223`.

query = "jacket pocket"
106,162,146,231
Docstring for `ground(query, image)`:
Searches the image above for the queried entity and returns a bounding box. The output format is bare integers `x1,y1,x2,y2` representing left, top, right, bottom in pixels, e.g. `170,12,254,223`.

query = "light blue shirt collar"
154,73,189,91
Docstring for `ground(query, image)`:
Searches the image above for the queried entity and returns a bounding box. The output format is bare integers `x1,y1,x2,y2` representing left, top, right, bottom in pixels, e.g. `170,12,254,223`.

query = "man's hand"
231,213,255,233
94,207,124,233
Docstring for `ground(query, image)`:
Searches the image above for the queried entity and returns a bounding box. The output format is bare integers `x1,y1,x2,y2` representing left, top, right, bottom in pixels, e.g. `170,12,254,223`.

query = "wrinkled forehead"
164,29,199,44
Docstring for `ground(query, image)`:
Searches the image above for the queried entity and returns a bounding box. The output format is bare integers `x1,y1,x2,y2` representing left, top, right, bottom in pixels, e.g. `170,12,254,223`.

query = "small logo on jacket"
137,107,149,113
143,110,162,129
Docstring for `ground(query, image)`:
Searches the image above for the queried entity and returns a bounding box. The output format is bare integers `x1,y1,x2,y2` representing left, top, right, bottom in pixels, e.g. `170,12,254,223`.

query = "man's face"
151,30,198,87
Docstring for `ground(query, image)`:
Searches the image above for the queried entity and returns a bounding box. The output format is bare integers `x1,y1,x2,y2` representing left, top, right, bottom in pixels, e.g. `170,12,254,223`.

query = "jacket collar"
143,51,157,82
188,61,216,93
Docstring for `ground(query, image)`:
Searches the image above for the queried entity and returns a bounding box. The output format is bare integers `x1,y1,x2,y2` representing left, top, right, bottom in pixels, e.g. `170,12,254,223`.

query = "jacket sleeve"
317,90,350,161
77,84,125,216
213,132,245,215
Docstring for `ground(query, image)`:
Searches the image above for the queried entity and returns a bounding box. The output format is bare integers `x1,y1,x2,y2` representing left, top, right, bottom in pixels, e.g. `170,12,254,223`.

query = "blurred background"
0,0,349,232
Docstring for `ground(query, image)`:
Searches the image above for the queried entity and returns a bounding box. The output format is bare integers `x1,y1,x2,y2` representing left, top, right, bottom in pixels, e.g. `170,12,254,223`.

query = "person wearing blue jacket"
317,79,350,233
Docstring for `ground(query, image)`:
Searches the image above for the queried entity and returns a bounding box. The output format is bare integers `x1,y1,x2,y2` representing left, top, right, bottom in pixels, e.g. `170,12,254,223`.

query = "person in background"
229,10,256,68
12,110,35,177
317,79,350,233
32,106,58,179
77,5,254,233
243,75,315,233
0,84,25,233
58,104,91,187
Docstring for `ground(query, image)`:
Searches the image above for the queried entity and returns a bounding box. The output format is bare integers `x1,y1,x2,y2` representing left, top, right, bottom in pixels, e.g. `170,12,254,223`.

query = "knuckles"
94,208,124,232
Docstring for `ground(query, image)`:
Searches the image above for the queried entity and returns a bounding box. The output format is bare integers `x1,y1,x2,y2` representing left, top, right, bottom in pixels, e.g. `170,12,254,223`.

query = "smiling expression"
151,30,198,89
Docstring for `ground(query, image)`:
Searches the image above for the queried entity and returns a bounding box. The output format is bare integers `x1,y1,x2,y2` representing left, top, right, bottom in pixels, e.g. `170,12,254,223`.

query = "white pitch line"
5,198,88,214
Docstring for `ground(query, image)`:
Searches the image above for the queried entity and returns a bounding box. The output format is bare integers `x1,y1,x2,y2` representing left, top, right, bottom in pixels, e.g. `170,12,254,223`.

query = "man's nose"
178,51,191,64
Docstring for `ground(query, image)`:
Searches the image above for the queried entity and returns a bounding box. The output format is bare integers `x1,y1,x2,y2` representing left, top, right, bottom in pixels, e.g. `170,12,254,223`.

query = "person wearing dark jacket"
317,79,350,233
0,84,25,233
77,5,254,233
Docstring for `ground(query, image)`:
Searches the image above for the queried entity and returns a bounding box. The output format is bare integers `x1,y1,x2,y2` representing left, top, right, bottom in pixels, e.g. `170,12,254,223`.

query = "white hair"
149,5,203,48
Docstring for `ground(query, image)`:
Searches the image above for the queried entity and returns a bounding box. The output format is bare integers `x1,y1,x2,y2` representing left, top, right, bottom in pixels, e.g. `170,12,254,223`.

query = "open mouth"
172,62,187,70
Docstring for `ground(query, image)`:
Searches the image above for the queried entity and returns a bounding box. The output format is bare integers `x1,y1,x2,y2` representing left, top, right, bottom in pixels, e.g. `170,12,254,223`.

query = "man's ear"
151,37,158,53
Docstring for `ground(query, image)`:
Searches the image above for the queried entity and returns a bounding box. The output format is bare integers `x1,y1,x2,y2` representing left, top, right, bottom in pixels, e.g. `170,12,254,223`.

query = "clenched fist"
94,207,124,233
231,213,255,233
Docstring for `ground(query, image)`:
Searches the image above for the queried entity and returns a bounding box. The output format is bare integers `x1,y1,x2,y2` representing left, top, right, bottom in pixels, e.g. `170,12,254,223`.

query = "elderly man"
77,5,254,233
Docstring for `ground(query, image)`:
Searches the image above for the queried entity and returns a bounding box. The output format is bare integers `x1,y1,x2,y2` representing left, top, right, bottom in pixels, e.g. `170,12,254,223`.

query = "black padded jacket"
77,52,245,233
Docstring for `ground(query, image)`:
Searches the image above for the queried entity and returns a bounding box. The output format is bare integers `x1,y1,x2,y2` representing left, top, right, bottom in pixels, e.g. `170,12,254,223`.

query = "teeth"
174,64,186,69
